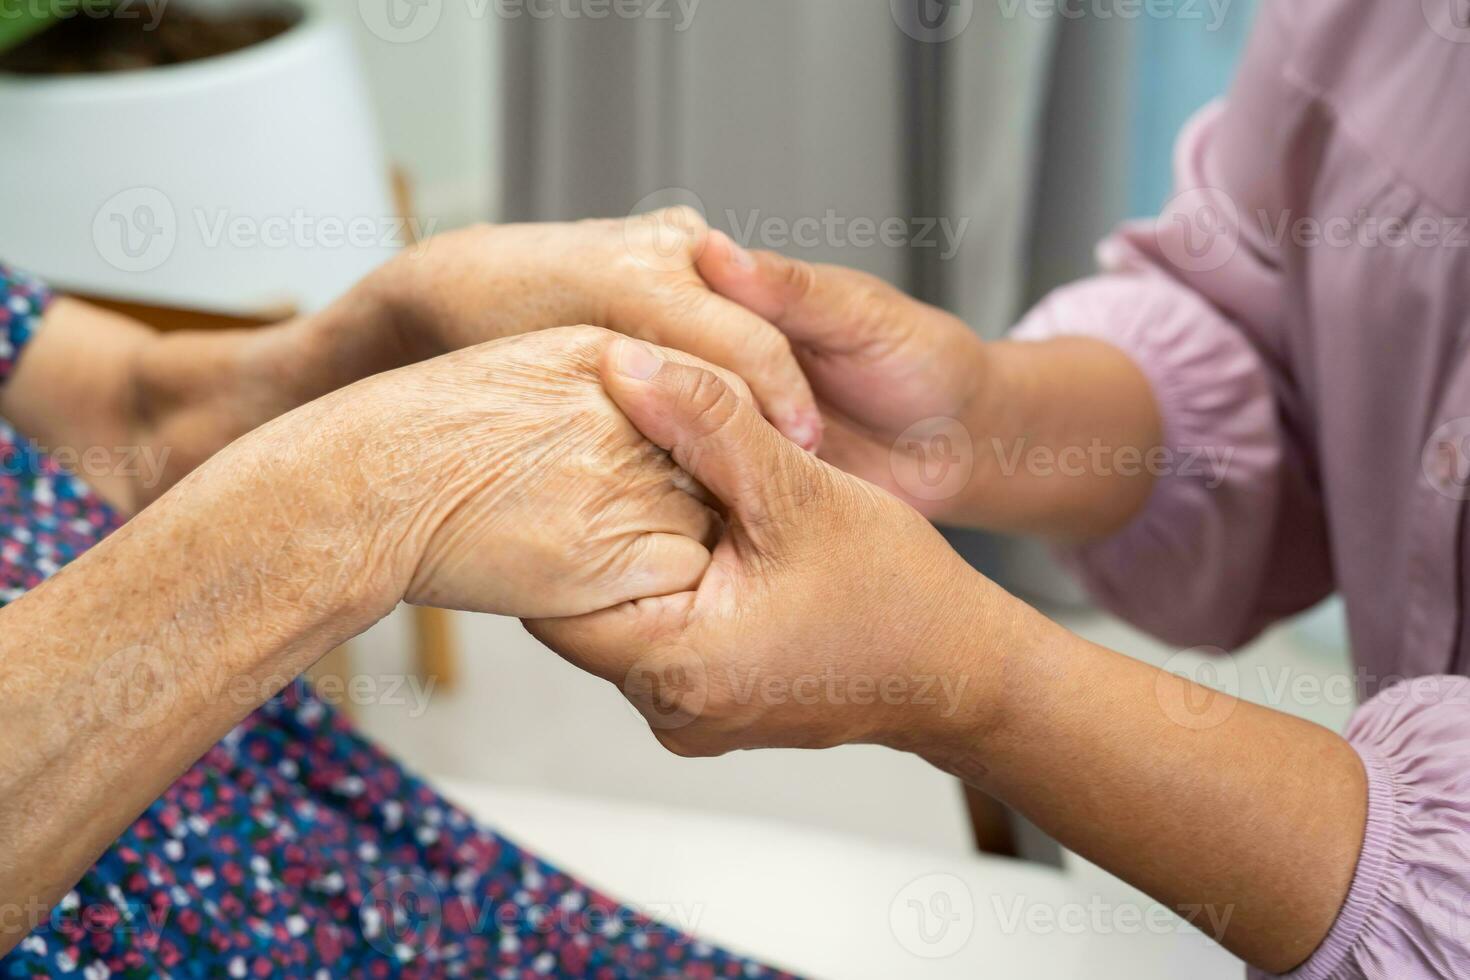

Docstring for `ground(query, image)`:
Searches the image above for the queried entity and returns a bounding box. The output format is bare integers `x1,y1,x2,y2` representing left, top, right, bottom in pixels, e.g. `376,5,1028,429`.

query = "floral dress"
0,264,792,980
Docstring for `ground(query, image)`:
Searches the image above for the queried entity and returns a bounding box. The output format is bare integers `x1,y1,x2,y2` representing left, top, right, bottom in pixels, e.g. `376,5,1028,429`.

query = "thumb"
602,338,815,533
697,229,896,348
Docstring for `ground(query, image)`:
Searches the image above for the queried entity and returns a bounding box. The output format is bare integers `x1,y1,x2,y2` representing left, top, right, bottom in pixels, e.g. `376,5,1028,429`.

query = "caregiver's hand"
0,327,715,954
527,340,1368,975
525,338,1009,755
695,234,1162,539
360,211,823,449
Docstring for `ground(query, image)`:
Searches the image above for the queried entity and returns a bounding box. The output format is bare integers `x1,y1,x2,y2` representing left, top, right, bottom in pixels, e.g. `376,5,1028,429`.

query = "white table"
437,780,1241,980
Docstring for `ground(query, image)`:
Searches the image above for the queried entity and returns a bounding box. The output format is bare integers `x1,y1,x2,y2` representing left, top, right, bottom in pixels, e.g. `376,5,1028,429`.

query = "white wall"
299,0,501,227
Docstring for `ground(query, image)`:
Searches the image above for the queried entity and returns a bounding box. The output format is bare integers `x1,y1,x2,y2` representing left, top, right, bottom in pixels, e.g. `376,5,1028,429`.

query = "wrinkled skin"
368,210,823,449
256,327,722,621
93,209,819,514
527,340,1009,756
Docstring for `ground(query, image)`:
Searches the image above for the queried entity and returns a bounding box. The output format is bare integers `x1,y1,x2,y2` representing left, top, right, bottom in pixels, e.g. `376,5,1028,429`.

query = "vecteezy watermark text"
0,0,167,31
92,186,438,274
359,870,706,960
6,891,171,948
360,0,700,44
724,209,970,261
724,665,971,718
997,0,1233,31
0,441,171,491
991,437,1235,490
990,894,1235,940
193,209,437,252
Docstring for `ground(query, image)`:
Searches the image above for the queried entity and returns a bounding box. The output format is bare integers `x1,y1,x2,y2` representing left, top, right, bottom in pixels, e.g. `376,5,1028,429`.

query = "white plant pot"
0,12,396,314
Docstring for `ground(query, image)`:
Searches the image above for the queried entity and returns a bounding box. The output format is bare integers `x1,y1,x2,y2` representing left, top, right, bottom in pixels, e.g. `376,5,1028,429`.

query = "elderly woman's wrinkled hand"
235,326,721,621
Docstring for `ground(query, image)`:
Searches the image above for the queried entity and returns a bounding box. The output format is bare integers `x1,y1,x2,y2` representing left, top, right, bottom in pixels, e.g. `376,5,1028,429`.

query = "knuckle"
755,324,797,372
844,278,910,348
560,323,617,348
711,366,755,405
656,205,708,235
777,255,819,301
677,368,742,440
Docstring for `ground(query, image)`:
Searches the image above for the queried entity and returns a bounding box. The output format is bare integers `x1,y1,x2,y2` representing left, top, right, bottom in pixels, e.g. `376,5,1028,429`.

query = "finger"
697,230,901,351
631,285,824,452
635,477,723,546
526,592,690,685
654,345,755,404
595,532,711,609
601,340,817,534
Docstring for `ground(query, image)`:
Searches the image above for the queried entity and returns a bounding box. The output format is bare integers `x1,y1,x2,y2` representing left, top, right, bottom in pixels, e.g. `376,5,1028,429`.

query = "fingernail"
787,413,823,453
616,339,663,380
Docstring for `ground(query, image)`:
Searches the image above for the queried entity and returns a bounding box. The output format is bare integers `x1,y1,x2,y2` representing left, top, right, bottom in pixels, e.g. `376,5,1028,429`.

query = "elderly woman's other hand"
352,209,823,451
2,212,819,515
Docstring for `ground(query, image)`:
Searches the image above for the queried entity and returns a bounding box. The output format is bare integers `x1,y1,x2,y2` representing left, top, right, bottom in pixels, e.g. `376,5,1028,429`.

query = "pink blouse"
1012,1,1470,976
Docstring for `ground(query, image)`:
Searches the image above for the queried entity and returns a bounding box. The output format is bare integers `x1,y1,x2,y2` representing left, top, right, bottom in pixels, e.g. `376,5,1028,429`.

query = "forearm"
0,418,392,955
956,336,1163,541
0,298,155,510
916,587,1365,974
0,288,405,514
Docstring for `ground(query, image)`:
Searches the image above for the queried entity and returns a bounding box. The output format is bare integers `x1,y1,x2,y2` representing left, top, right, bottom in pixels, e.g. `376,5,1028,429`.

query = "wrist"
203,404,404,634
357,225,564,358
943,336,1165,539
881,568,1065,786
943,337,1025,529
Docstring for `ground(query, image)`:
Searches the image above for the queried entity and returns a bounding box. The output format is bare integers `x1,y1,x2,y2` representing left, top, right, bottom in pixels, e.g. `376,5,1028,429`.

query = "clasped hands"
138,207,1016,760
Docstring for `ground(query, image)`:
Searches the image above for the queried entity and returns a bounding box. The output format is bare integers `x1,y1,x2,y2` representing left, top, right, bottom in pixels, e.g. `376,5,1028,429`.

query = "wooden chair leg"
308,643,356,720
389,170,459,700
412,606,457,693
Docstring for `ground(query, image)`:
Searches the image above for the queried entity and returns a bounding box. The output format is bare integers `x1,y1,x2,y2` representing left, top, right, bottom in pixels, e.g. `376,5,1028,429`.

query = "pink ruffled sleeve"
1249,675,1470,980
1010,102,1332,649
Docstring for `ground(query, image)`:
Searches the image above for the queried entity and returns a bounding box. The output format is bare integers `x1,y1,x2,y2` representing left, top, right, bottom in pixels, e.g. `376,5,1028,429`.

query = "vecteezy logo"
361,872,443,958
1423,417,1470,500
91,645,182,731
92,187,176,273
359,0,442,43
890,873,974,958
1424,0,1470,43
890,416,974,504
891,0,974,43
1156,186,1240,274
624,187,709,274
622,651,708,731
1156,647,1238,731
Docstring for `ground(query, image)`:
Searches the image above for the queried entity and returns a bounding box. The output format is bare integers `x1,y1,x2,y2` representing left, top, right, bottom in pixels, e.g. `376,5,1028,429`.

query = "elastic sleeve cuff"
0,263,54,389
1251,676,1470,980
1009,268,1282,649
1252,748,1397,980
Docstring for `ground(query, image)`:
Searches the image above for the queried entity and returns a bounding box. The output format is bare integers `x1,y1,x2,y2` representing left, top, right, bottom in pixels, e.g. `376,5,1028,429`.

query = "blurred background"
0,1,1358,976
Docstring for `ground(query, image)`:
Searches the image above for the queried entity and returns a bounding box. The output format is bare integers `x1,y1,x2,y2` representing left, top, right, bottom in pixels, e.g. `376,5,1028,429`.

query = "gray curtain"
501,0,1051,295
